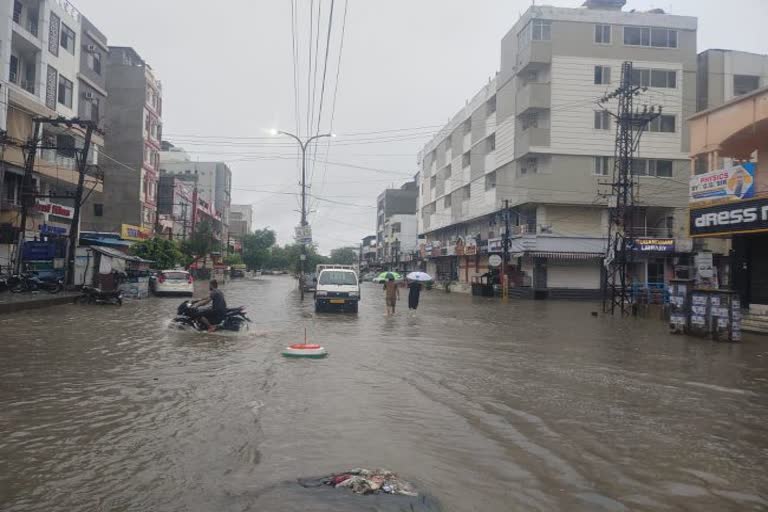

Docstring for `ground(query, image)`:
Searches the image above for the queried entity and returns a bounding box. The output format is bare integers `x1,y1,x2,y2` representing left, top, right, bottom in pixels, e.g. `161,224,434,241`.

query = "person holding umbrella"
406,271,432,311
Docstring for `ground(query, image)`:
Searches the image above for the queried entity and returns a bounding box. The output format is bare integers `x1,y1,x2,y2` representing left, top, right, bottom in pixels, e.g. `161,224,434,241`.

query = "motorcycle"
10,273,63,294
76,285,123,306
171,300,251,332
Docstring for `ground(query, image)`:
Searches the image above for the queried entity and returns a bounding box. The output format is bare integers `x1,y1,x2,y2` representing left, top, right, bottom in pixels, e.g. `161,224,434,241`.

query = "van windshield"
318,271,357,286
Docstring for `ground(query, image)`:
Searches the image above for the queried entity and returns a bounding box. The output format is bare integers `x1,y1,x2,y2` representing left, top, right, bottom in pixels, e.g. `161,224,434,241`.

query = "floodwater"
1,277,768,511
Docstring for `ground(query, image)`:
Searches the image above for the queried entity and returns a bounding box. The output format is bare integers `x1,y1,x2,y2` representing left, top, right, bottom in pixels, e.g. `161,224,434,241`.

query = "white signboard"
488,254,502,267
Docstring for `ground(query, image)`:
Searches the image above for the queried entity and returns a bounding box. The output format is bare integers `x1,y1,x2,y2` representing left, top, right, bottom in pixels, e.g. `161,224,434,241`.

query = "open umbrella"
373,271,402,283
406,271,433,282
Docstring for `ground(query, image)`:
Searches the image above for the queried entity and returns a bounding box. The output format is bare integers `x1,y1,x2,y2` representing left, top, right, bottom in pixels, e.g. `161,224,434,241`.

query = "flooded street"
1,276,768,511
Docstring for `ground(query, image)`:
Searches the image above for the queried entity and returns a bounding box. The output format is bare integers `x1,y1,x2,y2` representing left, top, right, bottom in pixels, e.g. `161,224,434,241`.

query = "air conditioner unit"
86,44,98,52
83,91,95,100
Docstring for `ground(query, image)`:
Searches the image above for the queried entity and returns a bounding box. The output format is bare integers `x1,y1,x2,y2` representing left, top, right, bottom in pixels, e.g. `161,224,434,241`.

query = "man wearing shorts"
384,275,400,316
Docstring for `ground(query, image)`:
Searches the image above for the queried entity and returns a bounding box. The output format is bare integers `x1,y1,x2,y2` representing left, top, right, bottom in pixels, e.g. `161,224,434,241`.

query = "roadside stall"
88,246,153,298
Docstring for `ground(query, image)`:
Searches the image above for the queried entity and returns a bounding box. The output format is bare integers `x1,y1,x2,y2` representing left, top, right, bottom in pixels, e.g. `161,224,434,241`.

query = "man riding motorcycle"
192,279,227,332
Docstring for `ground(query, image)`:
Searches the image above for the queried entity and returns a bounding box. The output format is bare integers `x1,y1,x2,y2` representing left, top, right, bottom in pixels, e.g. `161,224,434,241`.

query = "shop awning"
524,251,604,260
81,236,134,248
89,245,153,263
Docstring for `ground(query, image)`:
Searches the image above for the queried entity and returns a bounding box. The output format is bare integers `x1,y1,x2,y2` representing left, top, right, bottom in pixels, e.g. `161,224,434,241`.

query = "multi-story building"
360,234,377,270
83,46,162,235
376,180,417,268
418,0,697,297
229,204,252,240
157,175,193,240
159,157,232,246
697,49,768,112
0,0,105,266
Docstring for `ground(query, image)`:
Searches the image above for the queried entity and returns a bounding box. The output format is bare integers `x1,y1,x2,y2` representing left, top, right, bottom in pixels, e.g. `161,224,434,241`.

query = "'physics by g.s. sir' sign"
689,197,768,237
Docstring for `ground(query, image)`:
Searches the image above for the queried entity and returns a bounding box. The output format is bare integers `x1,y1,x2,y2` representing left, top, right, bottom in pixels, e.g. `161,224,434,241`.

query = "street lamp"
272,130,335,299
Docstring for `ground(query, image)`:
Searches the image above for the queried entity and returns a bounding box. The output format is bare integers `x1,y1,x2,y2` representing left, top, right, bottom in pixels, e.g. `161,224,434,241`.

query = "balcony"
515,40,551,76
12,0,41,48
516,82,551,115
515,127,550,157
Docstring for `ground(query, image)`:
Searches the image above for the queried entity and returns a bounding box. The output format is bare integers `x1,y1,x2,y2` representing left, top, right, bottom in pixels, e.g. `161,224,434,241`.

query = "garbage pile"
305,468,418,497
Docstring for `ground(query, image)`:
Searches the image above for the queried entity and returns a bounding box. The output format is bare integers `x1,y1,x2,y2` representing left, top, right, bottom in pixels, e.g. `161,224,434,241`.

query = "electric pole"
598,61,661,316
502,199,510,301
272,130,334,299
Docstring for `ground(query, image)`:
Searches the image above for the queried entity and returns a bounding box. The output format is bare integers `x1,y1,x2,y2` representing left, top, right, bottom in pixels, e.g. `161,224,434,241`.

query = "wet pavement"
1,276,768,511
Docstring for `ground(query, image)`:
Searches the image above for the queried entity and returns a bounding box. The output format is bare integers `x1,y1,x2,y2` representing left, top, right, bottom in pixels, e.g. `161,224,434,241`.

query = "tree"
223,253,243,266
241,228,276,270
130,237,184,270
329,246,358,265
181,220,215,266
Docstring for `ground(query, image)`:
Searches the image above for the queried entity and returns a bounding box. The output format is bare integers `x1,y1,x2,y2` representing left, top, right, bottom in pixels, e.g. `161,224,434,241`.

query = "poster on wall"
689,163,755,203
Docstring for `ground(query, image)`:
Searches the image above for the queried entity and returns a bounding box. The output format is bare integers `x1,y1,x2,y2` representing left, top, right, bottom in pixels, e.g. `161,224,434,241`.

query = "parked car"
153,270,194,296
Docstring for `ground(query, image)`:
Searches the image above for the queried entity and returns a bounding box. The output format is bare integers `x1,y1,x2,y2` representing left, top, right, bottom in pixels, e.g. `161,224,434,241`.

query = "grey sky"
75,0,768,253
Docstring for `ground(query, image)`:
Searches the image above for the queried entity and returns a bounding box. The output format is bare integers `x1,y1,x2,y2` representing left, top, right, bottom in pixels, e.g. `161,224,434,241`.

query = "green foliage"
329,246,358,265
181,220,215,264
223,253,243,266
241,228,277,270
130,237,183,270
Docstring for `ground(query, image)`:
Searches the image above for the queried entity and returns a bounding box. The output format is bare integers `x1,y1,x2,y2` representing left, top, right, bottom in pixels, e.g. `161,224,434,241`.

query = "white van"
314,265,360,313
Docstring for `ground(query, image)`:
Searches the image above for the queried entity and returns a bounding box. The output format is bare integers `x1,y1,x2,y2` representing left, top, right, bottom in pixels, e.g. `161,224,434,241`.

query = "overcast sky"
75,0,768,253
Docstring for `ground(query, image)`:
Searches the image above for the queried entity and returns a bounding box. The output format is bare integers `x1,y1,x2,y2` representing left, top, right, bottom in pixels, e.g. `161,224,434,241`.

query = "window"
487,96,496,115
430,175,436,188
83,96,100,122
57,75,73,107
649,114,675,133
624,26,676,48
463,186,471,199
56,134,75,158
532,19,551,41
734,75,760,96
144,146,151,164
521,112,538,130
631,159,647,176
444,195,452,208
594,110,611,130
487,134,496,152
650,69,676,88
93,203,103,217
594,65,611,85
87,51,102,75
485,172,497,191
9,55,18,83
145,112,151,133
649,159,673,177
594,156,611,176
595,24,611,44
521,158,538,175
444,165,452,178
60,23,75,54
462,119,471,135
13,0,21,23
462,151,470,168
631,68,650,87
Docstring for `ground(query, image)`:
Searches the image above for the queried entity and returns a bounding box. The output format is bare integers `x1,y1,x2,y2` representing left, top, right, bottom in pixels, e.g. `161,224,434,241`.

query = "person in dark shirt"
194,279,227,332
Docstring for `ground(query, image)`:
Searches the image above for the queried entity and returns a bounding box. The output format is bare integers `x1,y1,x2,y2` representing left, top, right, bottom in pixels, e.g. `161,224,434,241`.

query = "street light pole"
272,130,334,299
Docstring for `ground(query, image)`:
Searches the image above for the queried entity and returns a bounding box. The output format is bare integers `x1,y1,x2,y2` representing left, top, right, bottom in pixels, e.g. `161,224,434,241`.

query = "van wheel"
350,303,358,314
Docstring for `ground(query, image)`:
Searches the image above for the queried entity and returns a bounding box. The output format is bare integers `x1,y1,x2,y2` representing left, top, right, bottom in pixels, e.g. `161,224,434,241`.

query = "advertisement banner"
34,201,74,219
628,238,675,253
121,224,152,241
689,163,755,204
689,197,768,237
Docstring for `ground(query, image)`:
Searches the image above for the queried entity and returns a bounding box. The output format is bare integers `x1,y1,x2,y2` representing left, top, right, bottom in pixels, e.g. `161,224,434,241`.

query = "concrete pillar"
757,139,768,195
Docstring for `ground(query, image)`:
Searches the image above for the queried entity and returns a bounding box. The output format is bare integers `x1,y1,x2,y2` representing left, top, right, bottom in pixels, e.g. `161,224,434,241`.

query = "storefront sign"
121,224,152,241
689,163,755,204
34,201,73,219
689,197,768,237
39,224,68,236
489,254,502,267
629,238,675,253
464,239,478,256
488,237,503,253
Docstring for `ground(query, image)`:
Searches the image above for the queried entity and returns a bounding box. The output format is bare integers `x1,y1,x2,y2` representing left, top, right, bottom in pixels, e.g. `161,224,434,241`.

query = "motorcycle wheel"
10,284,25,293
48,283,63,294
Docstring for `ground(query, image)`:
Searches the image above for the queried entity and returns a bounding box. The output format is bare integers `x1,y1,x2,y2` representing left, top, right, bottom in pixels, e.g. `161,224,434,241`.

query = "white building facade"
417,0,697,297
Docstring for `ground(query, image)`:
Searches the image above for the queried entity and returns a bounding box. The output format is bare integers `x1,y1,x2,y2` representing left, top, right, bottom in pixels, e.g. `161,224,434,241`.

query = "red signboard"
34,202,73,219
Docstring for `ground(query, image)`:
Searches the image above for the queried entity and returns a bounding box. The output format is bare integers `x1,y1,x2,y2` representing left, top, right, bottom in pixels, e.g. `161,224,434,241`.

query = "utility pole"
502,199,510,301
272,129,334,299
67,121,95,286
598,61,661,316
14,119,41,274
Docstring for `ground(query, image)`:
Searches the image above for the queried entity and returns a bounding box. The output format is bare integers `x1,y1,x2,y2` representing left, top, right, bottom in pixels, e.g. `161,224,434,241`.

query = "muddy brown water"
1,277,767,511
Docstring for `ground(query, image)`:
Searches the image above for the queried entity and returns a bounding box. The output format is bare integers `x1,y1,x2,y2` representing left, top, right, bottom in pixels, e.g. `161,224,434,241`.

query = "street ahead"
1,277,767,511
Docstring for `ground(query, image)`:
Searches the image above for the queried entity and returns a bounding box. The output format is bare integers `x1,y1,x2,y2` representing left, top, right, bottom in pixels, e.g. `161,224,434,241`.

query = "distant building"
361,234,377,269
697,49,768,112
376,181,418,270
157,176,194,240
229,204,253,240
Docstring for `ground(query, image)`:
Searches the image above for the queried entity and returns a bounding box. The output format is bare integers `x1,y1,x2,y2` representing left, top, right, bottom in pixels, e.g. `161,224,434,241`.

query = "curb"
0,295,78,315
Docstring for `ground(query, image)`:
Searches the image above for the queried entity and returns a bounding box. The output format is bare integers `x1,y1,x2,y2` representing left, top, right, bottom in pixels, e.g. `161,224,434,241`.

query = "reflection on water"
1,277,767,511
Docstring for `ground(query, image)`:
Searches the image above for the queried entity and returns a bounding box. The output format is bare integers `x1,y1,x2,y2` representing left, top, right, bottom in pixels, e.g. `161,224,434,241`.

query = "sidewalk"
0,291,80,315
